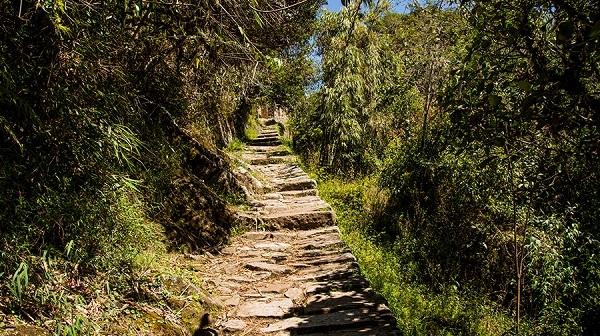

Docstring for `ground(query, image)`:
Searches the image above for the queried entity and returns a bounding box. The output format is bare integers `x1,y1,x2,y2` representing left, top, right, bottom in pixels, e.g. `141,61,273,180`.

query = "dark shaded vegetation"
294,0,600,334
0,0,321,331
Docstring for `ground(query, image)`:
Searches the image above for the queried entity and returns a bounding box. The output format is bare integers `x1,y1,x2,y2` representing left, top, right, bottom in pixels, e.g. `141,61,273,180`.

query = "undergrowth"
226,138,245,152
0,235,217,334
244,112,261,140
317,178,514,336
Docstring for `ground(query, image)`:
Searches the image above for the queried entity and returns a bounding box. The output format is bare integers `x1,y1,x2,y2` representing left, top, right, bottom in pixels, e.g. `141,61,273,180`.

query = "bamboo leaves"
105,124,142,169
306,0,416,173
9,261,29,303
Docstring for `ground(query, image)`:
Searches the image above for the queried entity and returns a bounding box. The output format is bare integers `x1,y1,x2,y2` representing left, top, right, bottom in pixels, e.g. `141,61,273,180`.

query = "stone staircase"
195,122,399,335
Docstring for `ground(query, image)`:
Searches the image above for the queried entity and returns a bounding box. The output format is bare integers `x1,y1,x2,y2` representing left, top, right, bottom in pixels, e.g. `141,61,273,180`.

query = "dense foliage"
293,1,420,174
293,0,599,334
0,0,320,330
2,0,598,333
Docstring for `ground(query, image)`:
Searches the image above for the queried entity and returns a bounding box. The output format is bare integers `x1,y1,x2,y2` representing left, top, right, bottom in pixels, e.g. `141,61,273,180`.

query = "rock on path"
195,122,400,335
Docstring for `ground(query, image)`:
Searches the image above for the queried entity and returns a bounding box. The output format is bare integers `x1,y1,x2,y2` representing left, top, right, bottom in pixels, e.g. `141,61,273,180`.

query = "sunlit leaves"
312,1,390,172
105,124,142,169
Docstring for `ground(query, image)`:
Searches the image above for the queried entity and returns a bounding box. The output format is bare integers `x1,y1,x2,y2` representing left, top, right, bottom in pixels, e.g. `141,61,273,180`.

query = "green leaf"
517,80,531,91
488,94,501,107
238,26,249,44
252,9,263,28
65,240,75,259
10,262,29,302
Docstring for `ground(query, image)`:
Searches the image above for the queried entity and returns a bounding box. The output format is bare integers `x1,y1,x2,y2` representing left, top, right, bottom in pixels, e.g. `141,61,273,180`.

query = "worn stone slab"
298,249,350,258
222,319,247,331
254,242,292,251
277,189,319,197
301,253,356,266
292,267,358,282
243,231,274,240
223,295,241,306
248,156,291,165
282,327,401,336
261,307,396,333
297,238,345,250
284,287,304,301
226,275,258,283
297,226,340,237
258,283,290,294
237,299,294,318
245,261,293,274
246,145,287,153
261,211,336,230
303,290,381,314
249,138,282,146
274,178,317,192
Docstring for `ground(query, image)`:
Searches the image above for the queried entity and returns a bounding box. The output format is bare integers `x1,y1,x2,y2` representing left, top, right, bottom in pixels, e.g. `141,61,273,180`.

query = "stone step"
278,189,319,198
302,290,382,315
268,173,307,181
262,130,279,134
256,204,332,216
269,150,290,156
236,298,295,318
242,227,339,241
240,226,338,240
257,134,280,140
273,178,317,192
261,307,396,333
247,156,292,165
263,170,306,179
289,326,401,336
255,201,331,212
250,138,282,146
303,278,370,295
297,248,352,259
292,267,359,282
260,211,336,230
255,137,280,144
258,189,318,201
242,149,289,156
246,145,287,153
295,253,356,268
296,226,340,237
251,195,327,207
253,163,302,171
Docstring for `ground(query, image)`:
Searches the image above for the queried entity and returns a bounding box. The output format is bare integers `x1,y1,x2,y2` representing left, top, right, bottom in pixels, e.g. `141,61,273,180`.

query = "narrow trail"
194,122,399,335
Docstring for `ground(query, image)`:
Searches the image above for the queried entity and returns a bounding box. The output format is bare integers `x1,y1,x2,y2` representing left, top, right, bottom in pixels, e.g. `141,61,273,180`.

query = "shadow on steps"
263,268,401,336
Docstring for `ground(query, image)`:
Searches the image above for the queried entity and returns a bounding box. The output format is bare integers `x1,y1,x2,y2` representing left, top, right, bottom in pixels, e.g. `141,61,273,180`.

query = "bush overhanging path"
194,122,400,335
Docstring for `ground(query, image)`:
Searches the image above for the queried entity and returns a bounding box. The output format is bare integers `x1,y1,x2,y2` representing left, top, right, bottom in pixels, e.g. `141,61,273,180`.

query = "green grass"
317,178,513,336
244,127,259,140
226,138,245,152
280,135,294,153
244,114,261,140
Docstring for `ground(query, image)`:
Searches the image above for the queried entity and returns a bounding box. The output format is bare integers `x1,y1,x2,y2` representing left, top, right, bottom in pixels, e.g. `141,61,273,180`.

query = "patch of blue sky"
324,0,409,13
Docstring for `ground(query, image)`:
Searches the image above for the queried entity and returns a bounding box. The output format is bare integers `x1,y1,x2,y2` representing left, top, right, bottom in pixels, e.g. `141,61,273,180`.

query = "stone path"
195,122,399,335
